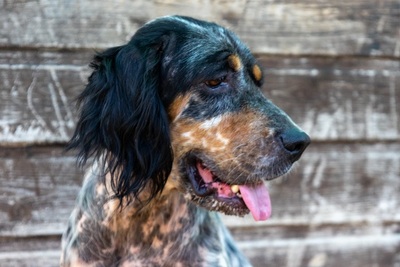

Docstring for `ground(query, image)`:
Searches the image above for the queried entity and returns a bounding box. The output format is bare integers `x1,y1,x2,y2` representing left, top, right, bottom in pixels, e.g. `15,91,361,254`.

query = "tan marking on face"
228,54,242,72
167,109,276,211
252,64,262,82
168,94,191,122
170,111,268,172
172,117,233,154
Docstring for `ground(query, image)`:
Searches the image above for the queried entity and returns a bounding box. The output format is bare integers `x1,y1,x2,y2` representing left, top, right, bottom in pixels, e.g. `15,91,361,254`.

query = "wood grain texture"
0,50,90,145
0,0,399,56
1,51,399,145
0,147,82,237
0,236,61,267
1,143,398,236
261,56,400,141
1,232,399,267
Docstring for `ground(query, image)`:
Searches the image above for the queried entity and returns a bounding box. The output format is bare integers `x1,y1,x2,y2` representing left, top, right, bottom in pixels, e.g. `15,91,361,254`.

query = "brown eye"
205,76,226,88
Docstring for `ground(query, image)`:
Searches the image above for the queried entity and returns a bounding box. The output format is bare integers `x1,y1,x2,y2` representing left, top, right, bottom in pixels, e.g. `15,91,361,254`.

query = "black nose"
278,128,310,162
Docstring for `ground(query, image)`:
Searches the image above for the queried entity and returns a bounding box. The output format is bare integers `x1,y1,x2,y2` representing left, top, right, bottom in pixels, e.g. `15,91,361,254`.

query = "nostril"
279,129,311,159
280,136,307,153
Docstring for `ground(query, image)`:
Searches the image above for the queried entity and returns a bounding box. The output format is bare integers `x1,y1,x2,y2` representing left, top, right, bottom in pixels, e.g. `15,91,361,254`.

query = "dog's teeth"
231,185,239,193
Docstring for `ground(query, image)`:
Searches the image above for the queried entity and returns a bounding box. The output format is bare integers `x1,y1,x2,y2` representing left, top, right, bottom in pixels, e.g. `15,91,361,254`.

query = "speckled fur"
61,163,250,267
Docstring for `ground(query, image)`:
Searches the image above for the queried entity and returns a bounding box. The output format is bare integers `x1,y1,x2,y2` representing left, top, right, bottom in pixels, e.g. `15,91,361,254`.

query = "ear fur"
68,36,173,205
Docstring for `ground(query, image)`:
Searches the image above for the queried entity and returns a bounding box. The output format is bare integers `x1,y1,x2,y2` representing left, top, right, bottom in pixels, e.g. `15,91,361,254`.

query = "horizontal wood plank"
0,143,398,237
0,250,61,267
0,50,91,145
0,147,82,237
0,51,399,144
261,56,400,141
240,234,400,267
1,232,399,267
0,0,399,57
0,236,61,267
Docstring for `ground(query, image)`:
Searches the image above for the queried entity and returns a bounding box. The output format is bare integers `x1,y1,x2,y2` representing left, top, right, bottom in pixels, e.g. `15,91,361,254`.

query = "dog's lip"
185,155,272,220
187,161,249,214
186,159,232,197
186,156,246,197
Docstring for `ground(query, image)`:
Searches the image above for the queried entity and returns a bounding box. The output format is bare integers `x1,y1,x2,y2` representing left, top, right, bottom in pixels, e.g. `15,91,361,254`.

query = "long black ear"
68,36,173,205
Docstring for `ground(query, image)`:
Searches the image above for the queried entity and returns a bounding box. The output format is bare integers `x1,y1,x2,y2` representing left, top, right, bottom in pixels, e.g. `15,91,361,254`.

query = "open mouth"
185,155,272,221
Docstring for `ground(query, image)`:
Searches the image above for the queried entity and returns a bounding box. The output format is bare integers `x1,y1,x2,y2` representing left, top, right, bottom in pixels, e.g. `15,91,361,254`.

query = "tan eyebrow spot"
252,64,262,82
228,54,242,72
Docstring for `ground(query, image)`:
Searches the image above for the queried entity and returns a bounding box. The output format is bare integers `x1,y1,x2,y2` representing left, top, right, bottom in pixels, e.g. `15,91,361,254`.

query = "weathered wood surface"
0,237,61,267
1,0,399,57
0,50,90,145
0,144,399,266
1,230,399,267
262,56,400,141
1,143,399,234
1,51,399,145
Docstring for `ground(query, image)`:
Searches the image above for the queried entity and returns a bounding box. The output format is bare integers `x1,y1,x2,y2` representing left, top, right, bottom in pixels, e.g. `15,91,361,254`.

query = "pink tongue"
239,184,271,221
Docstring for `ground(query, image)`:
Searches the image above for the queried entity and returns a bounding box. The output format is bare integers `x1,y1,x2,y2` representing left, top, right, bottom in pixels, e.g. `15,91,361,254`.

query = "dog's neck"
102,182,213,244
64,165,251,266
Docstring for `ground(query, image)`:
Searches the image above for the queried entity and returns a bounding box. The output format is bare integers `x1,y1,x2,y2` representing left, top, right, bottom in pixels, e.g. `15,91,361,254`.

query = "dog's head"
69,16,310,221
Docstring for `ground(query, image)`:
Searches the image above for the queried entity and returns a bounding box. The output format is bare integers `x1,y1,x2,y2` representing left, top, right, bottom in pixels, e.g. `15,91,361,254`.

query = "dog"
61,15,310,267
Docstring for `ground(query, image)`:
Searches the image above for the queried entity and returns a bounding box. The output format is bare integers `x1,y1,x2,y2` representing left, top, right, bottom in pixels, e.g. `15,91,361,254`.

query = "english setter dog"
61,16,310,267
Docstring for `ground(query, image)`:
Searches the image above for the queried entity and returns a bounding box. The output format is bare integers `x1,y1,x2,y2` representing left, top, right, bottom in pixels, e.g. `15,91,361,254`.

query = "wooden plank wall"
1,0,399,266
